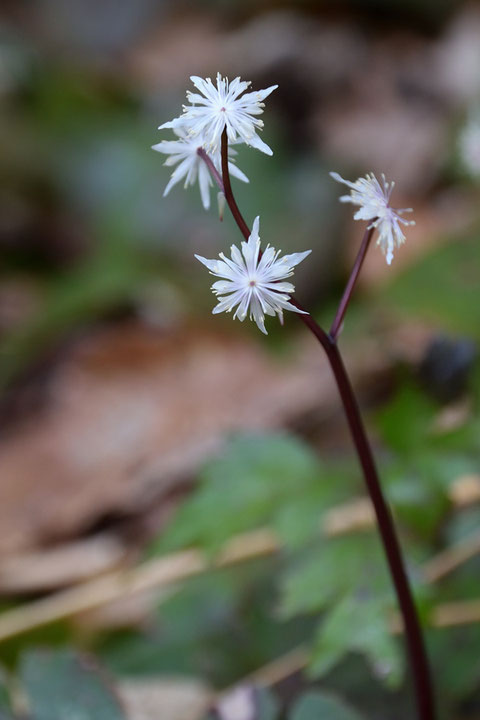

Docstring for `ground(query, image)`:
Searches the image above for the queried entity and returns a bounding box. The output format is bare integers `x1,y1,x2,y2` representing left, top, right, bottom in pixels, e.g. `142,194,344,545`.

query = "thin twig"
218,646,309,697
217,591,480,697
0,485,479,642
0,530,278,643
423,529,480,584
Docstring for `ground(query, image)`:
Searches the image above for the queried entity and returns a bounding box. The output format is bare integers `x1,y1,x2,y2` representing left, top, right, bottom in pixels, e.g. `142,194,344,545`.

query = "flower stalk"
155,74,434,717
197,147,225,194
329,223,374,340
214,127,435,720
220,133,251,241
320,339,435,720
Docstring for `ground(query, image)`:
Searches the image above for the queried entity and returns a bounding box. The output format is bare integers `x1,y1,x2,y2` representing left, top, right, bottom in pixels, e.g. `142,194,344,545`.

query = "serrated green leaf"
273,478,348,550
308,593,403,688
279,534,389,619
20,649,126,720
156,433,326,554
289,690,365,720
280,548,336,618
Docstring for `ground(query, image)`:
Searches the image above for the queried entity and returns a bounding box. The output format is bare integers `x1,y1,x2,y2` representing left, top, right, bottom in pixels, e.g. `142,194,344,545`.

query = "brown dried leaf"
0,322,340,554
0,534,125,594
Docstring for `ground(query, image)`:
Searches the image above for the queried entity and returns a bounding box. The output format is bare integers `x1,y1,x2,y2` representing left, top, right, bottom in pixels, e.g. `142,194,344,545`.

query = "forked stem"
200,128,435,720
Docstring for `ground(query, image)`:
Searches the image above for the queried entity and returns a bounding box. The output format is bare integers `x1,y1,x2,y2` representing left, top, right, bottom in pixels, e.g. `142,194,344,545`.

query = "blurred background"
1,0,480,718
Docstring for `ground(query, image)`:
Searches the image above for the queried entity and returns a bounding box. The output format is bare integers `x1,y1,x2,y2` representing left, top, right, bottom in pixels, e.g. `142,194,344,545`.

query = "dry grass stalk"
0,475,480,643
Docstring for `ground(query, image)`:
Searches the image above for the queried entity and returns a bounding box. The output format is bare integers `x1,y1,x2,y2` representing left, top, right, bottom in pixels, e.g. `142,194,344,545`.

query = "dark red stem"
315,333,435,720
199,127,436,720
197,147,225,194
329,224,375,340
220,132,251,241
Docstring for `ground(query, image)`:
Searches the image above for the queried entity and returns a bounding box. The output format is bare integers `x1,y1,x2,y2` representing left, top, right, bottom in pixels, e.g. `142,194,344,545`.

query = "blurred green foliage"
151,433,349,556
114,342,479,713
143,429,427,690
0,669,12,717
0,59,336,386
99,567,314,685
2,338,477,715
384,228,480,337
0,650,125,720
20,649,125,720
289,690,365,720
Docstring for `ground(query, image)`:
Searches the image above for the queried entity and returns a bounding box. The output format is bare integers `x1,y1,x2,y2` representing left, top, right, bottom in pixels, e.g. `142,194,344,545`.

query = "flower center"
248,279,257,287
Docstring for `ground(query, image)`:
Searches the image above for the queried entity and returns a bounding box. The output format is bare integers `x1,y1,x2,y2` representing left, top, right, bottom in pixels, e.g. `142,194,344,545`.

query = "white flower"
159,73,278,155
459,114,480,179
152,128,248,209
330,171,415,265
195,216,310,334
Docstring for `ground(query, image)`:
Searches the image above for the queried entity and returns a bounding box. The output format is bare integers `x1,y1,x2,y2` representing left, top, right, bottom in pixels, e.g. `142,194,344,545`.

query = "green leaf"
279,534,389,619
279,532,403,689
289,690,365,720
273,477,349,550
309,593,403,689
20,649,126,720
430,625,480,700
155,433,328,554
99,571,244,679
376,381,480,464
384,228,480,336
376,384,437,454
385,464,449,538
0,668,13,718
99,568,313,687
